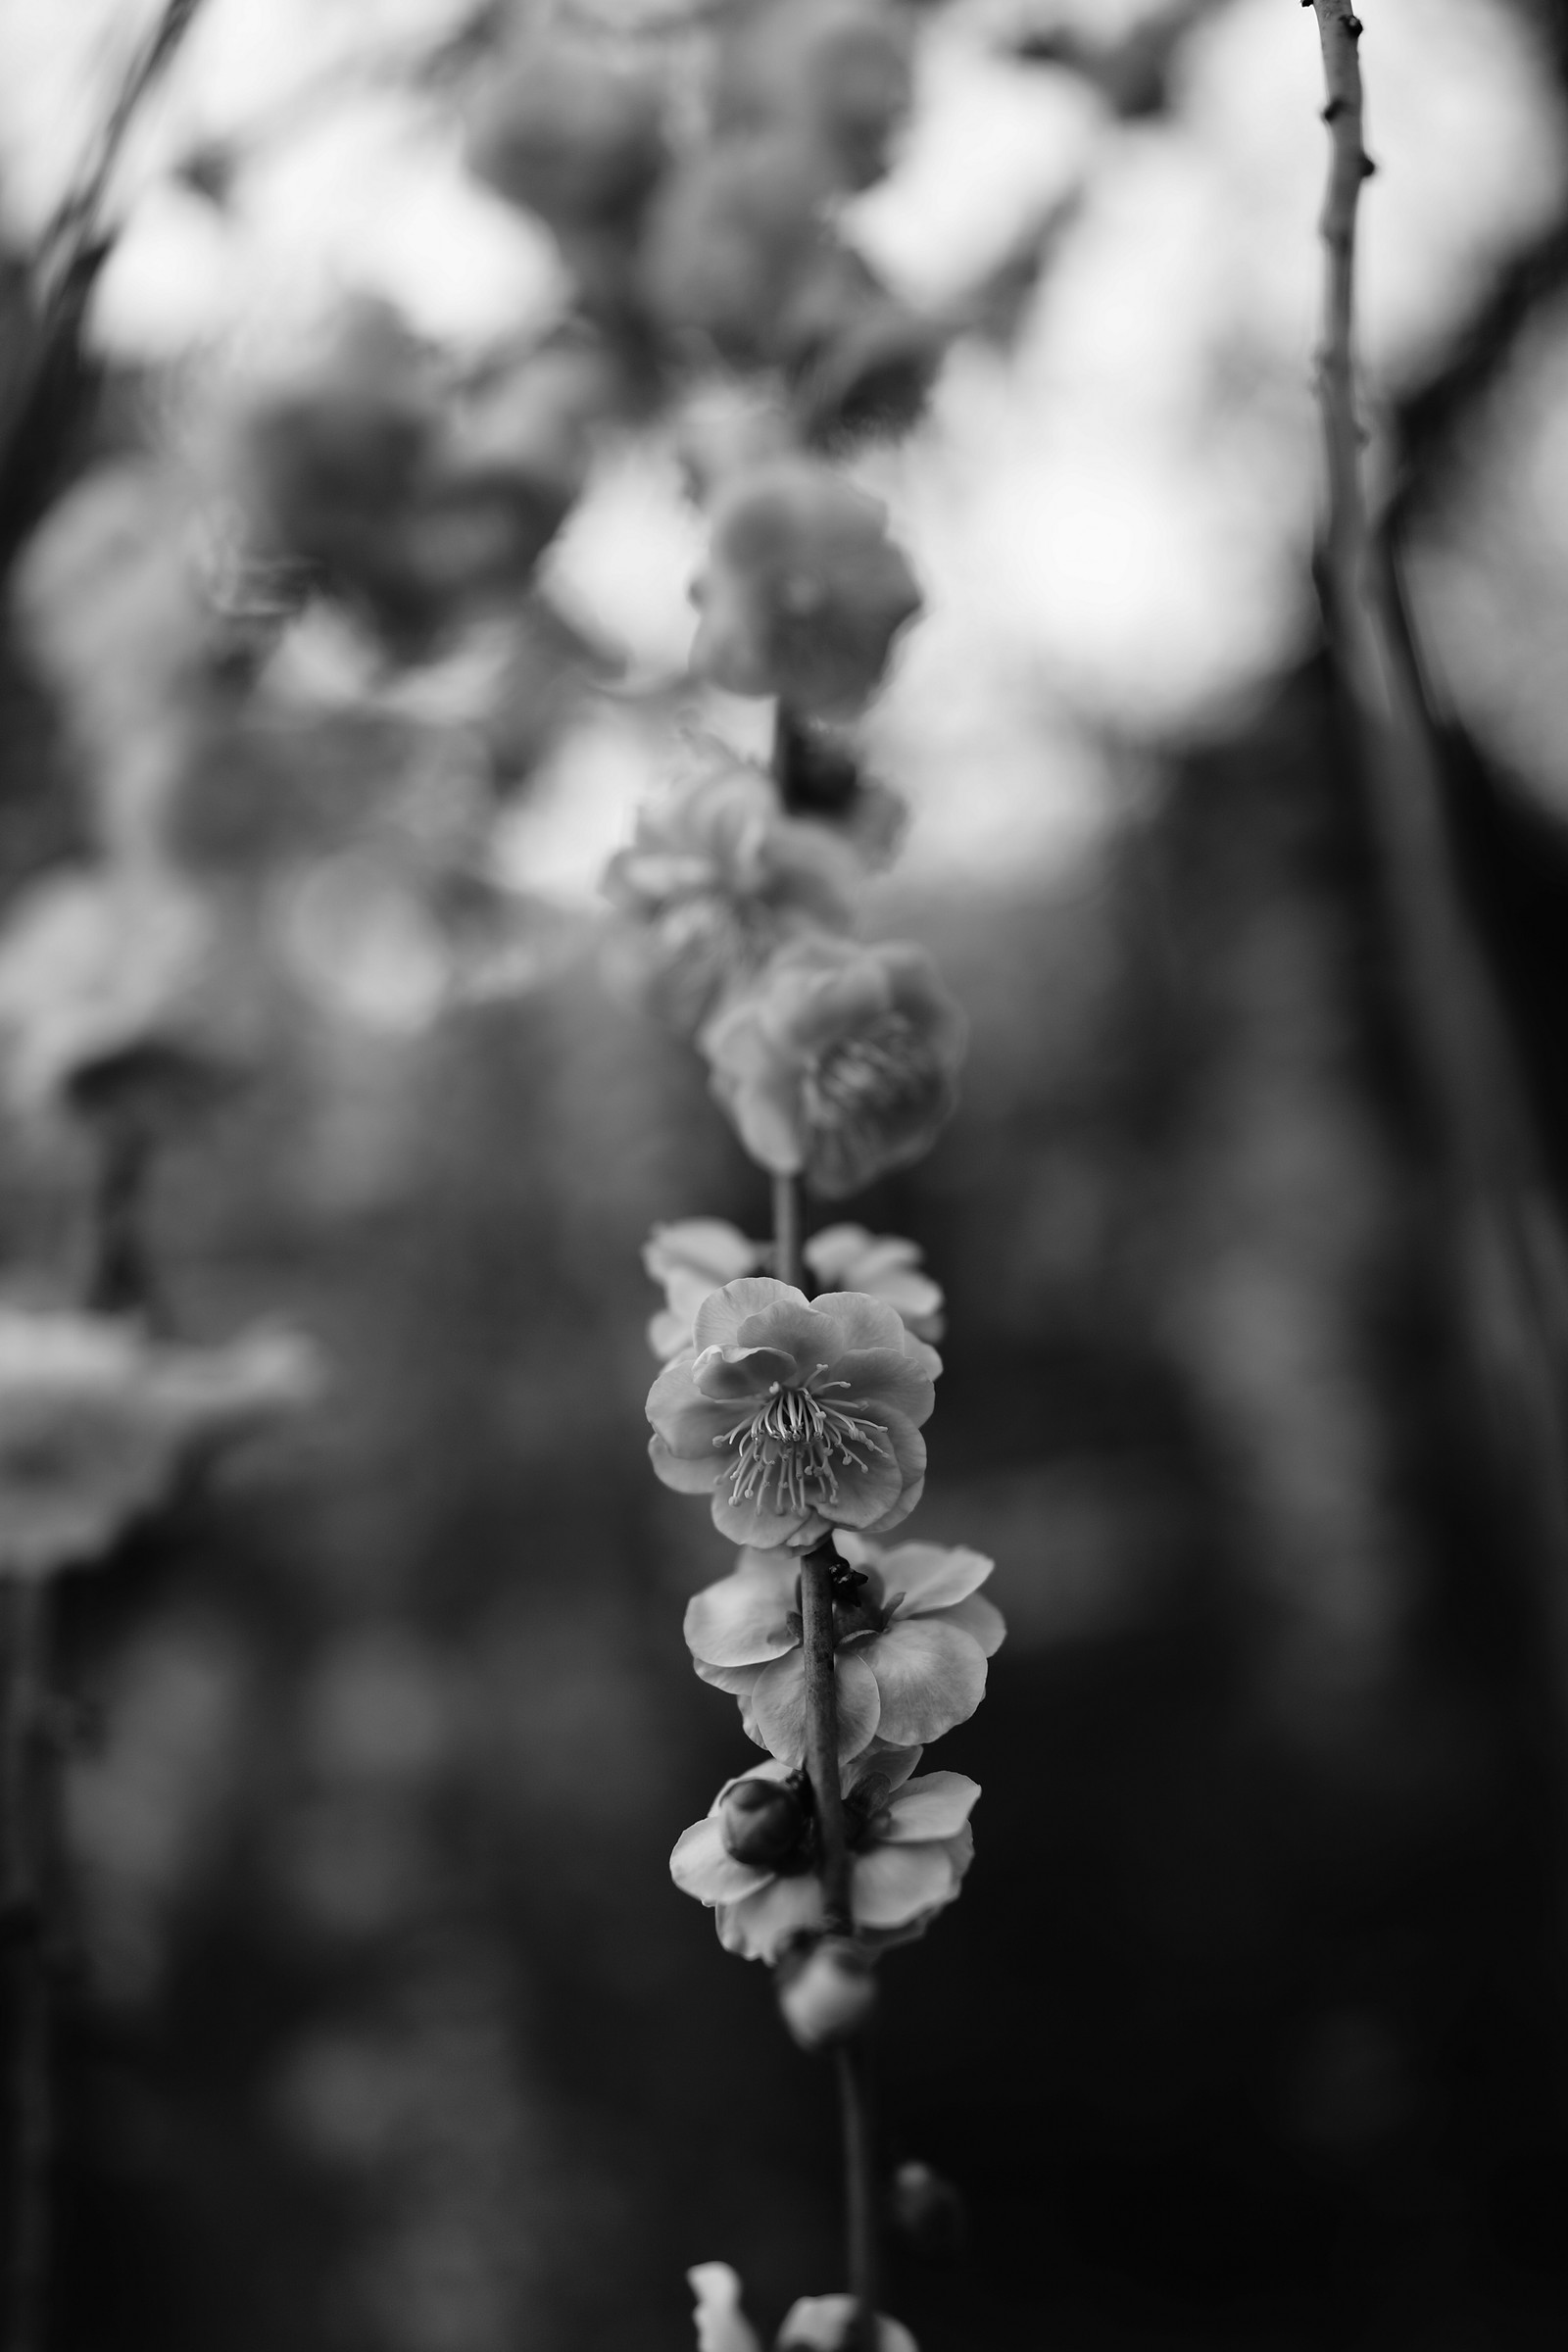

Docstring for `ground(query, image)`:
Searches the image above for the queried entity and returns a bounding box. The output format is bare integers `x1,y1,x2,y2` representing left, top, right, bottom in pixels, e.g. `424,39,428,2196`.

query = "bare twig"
1,1583,53,2352
1306,6,1568,1673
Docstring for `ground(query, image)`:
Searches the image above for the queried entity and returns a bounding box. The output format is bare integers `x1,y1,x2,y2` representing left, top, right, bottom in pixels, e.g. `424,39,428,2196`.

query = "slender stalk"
83,1113,157,1321
778,1146,878,2349
1306,5,1568,1663
772,1172,802,1293
799,1542,852,1934
2,1582,52,2352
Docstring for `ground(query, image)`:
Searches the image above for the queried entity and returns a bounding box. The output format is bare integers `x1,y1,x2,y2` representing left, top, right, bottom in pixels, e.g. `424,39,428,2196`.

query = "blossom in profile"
0,1310,323,1578
647,1279,935,1548
642,1216,941,1359
701,935,964,1199
688,2263,763,2352
605,746,857,1034
690,460,921,719
642,1220,764,1358
669,1744,977,1961
683,1536,1003,1763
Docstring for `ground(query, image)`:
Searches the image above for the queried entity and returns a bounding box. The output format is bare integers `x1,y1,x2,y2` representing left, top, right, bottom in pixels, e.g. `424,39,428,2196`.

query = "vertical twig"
2,1582,53,2352
774,1165,878,2351
1306,10,1568,1658
773,1171,802,1293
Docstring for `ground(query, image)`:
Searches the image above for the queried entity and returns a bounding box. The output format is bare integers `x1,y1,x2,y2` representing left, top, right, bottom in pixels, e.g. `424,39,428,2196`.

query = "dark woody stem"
772,1171,802,1292
4,1109,162,2349
1,1581,52,2352
776,1170,879,2352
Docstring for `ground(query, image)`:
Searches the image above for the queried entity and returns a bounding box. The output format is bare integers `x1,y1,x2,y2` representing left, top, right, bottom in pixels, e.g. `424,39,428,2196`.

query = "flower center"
804,1011,928,1130
720,1376,883,1518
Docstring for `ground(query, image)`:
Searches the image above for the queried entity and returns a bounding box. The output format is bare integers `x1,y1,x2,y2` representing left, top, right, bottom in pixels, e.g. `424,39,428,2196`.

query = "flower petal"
928,1592,1005,1657
879,1771,980,1843
776,2297,918,2352
692,1344,800,1401
733,1298,842,1364
649,1434,722,1494
646,1358,736,1457
711,1484,814,1548
692,1279,808,1352
693,1656,763,1695
806,1291,911,1354
852,1839,957,1931
864,1621,986,1746
684,1551,801,1668
670,1816,774,1905
882,1542,994,1615
826,1347,935,1429
749,1646,882,1765
816,1425,907,1531
645,1219,760,1287
717,1871,825,1960
845,1741,923,1796
688,2263,765,2352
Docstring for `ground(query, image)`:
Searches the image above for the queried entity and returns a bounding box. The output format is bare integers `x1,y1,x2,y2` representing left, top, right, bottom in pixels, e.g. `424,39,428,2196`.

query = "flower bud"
886,2160,968,2262
776,1936,878,2050
719,1776,808,1869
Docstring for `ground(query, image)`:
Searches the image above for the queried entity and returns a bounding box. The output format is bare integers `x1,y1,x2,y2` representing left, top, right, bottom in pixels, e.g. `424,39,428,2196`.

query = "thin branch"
1,1582,53,2352
1306,6,1568,1678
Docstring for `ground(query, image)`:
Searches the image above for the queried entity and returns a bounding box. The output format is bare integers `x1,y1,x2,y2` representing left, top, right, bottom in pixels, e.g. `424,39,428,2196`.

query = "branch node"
1360,153,1377,180
1322,97,1346,122
1346,13,1363,34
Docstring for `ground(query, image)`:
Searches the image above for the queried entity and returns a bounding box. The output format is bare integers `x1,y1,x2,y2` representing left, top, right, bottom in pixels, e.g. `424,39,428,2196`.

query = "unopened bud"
887,2160,967,2262
776,1936,878,2050
719,1777,807,1868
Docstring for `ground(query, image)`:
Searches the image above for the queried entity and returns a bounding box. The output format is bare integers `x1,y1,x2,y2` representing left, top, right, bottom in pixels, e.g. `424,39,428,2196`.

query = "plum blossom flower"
605,746,857,1033
689,460,921,719
0,1309,323,1578
646,1279,935,1548
701,936,965,1199
670,1744,977,1960
683,1536,1004,1763
642,1218,942,1358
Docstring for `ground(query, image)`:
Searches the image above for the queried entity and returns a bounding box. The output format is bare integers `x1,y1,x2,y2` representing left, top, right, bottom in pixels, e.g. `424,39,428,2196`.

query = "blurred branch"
1308,6,1568,1690
0,0,210,566
1,1582,53,2352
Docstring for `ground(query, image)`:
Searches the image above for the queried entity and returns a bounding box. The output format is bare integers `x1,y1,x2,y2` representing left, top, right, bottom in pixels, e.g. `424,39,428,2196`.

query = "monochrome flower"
701,936,964,1199
689,460,921,719
683,1536,1003,1762
605,746,857,1033
0,1310,323,1578
669,1744,977,1961
647,1279,935,1547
